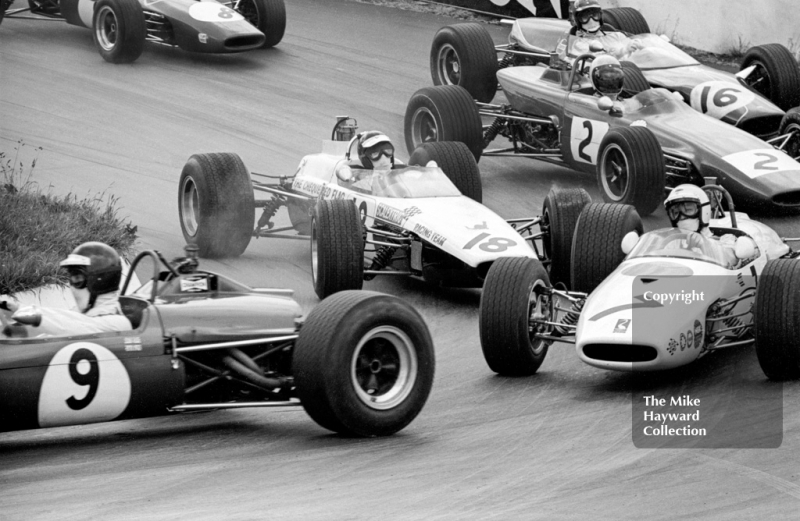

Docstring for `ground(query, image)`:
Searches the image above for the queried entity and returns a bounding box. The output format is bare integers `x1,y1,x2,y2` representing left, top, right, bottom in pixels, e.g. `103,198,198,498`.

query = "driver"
664,185,747,268
346,131,397,190
556,0,644,63
1,242,133,336
589,55,624,99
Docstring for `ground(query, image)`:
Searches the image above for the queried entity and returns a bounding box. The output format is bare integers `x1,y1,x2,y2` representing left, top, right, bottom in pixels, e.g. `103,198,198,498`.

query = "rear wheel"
408,141,482,202
754,260,800,380
620,61,649,97
480,257,552,376
234,0,286,48
294,291,435,437
404,85,484,162
740,44,800,111
603,7,650,35
596,126,665,216
430,23,498,104
541,188,591,287
92,0,145,64
779,108,800,160
571,203,642,293
311,199,364,299
178,153,255,258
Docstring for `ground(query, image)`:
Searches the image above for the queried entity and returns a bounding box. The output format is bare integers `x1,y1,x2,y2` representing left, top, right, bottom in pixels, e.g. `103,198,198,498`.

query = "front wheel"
234,0,286,48
92,0,145,64
740,44,800,112
294,291,435,437
603,7,650,35
404,85,484,162
596,126,665,216
541,188,591,287
754,259,800,380
408,141,482,202
778,107,800,159
178,153,255,258
480,257,552,376
311,199,364,299
430,23,498,104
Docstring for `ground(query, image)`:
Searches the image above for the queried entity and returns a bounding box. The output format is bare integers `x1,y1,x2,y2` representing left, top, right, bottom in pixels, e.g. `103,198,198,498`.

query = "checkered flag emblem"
403,207,422,219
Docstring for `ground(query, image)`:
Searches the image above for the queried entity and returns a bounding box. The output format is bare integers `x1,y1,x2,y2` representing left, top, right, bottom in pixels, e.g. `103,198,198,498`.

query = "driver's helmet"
60,242,123,302
590,55,624,97
664,184,711,232
571,0,603,32
357,131,394,169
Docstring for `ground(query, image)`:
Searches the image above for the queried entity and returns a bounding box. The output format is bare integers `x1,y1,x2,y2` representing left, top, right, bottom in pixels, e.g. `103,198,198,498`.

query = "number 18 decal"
38,342,131,428
463,233,517,252
722,149,799,179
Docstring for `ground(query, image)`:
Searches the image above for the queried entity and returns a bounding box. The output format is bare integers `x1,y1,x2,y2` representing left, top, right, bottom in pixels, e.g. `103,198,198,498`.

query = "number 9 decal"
38,342,132,428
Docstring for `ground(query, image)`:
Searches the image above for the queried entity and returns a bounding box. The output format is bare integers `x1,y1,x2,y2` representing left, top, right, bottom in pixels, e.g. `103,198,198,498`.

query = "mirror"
736,65,756,80
659,34,671,43
589,41,605,53
597,96,614,111
734,237,756,259
335,164,353,182
12,305,42,327
621,231,640,254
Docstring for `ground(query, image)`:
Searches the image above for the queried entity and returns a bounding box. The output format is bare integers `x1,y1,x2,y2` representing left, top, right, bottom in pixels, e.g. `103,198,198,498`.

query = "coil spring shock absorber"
498,50,516,70
254,195,284,235
365,245,396,280
722,315,748,338
484,118,504,148
554,299,584,336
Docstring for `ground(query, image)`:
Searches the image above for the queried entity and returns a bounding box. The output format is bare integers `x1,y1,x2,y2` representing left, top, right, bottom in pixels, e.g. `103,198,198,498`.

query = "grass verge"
0,141,138,295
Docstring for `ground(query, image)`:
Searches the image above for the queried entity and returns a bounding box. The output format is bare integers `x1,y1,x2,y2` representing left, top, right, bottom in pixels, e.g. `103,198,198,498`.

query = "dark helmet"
590,55,624,97
357,131,394,169
60,242,123,301
571,0,603,32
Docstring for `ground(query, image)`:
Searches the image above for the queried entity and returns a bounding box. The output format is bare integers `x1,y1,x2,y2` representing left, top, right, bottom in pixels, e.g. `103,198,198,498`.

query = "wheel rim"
180,176,200,237
95,6,119,52
410,107,439,149
231,0,259,28
744,60,773,100
436,43,461,86
351,326,417,410
783,122,800,160
310,217,319,285
541,207,553,262
527,280,552,354
600,144,630,201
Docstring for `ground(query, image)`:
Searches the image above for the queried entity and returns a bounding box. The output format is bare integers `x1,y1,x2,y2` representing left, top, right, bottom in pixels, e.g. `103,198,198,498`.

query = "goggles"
63,266,88,289
577,8,602,24
666,200,706,221
366,143,394,161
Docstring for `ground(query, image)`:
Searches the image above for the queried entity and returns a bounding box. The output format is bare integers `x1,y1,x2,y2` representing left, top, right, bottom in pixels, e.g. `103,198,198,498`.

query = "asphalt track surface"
2,1,800,519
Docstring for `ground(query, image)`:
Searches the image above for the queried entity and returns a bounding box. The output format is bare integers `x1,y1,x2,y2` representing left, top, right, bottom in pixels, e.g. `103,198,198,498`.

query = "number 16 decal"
463,233,517,252
38,342,131,428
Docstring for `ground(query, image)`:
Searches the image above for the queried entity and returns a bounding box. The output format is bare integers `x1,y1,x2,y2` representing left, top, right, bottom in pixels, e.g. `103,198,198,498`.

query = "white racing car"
479,185,800,380
177,118,562,299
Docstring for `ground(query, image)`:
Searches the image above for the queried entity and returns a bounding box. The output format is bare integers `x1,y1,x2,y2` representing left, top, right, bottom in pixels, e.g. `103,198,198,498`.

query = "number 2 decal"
463,233,517,252
722,149,798,179
38,342,132,428
578,120,593,162
753,152,779,172
570,117,609,165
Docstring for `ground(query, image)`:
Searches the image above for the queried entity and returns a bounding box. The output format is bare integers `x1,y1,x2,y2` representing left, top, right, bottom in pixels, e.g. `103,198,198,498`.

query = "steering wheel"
120,250,179,303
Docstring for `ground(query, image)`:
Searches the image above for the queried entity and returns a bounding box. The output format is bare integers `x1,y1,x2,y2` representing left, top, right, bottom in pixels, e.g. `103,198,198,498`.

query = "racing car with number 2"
1,247,435,437
0,0,285,63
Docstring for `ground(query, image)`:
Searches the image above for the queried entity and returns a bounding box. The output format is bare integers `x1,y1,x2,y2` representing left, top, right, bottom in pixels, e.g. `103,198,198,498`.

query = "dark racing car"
0,0,285,63
0,248,435,437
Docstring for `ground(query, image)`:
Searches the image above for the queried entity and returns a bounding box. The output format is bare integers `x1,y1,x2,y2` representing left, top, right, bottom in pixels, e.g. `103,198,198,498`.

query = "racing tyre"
778,107,800,160
92,0,145,64
596,126,665,216
603,7,650,35
571,203,642,293
542,188,591,287
480,257,552,376
235,0,286,48
179,153,255,258
754,260,800,380
408,141,482,202
740,44,800,111
294,291,435,436
405,85,484,162
311,199,364,299
620,61,649,97
430,23,498,104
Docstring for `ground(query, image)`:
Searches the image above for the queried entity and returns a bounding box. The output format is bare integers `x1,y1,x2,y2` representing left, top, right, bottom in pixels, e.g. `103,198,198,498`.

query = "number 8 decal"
38,342,131,428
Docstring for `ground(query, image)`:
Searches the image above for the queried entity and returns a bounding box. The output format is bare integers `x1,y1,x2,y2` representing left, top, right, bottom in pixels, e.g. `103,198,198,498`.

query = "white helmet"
664,184,711,232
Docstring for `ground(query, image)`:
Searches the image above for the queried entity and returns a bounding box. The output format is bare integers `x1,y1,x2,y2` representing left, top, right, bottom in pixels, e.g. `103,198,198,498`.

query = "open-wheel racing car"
429,9,800,139
177,117,560,300
0,247,435,437
479,184,800,380
0,0,285,63
406,43,800,217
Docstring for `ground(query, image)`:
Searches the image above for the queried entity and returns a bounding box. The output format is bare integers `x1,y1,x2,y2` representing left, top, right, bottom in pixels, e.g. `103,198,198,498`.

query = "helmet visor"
577,8,602,24
666,200,702,221
366,142,394,162
592,64,624,95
